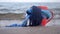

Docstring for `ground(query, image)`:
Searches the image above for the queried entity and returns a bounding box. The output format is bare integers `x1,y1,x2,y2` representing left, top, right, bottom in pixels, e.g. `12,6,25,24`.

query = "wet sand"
0,13,25,27
0,13,25,20
0,26,60,34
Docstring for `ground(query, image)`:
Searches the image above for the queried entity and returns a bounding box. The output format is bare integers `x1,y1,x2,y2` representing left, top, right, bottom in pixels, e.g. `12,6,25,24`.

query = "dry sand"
0,26,60,34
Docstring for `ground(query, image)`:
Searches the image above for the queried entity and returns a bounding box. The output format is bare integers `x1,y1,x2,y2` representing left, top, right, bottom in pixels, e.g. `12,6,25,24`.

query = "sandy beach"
0,26,60,34
0,12,60,34
0,2,60,34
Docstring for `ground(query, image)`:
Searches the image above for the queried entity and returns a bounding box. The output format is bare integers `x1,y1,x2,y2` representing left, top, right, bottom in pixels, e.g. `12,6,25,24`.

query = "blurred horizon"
0,2,60,14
